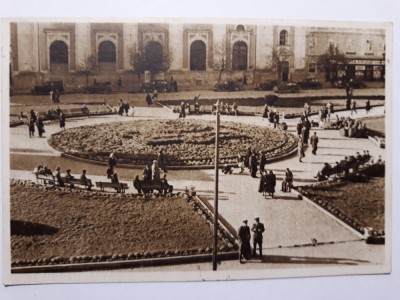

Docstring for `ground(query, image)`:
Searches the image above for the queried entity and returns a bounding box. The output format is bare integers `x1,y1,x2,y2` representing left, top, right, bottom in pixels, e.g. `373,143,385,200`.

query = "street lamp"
212,100,220,271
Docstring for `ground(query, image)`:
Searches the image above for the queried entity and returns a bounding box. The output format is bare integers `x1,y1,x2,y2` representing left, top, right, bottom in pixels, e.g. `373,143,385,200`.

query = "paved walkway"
9,103,386,268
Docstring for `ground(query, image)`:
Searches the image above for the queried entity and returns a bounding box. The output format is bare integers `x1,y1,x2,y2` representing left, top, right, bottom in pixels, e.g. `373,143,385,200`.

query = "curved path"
9,104,386,269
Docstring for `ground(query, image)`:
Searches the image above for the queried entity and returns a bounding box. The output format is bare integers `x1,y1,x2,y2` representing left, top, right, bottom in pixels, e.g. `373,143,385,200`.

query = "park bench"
64,177,94,190
95,181,129,193
34,172,57,186
133,177,173,194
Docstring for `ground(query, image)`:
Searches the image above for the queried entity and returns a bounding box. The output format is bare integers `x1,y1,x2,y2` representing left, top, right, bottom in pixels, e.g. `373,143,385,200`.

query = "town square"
3,17,391,287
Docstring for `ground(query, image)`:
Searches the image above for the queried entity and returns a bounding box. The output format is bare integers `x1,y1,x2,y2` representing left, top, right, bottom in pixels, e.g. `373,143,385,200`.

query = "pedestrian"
310,132,319,155
296,120,303,137
157,149,167,173
298,139,305,162
145,93,153,106
249,150,258,178
351,99,357,115
36,116,45,137
118,99,124,116
259,151,267,174
365,99,371,114
237,220,251,263
251,217,265,258
27,117,35,138
273,111,280,128
117,77,123,90
266,170,276,198
237,153,245,173
281,168,293,192
244,147,252,170
49,90,54,104
30,109,37,123
109,152,117,169
262,104,269,119
59,112,66,130
179,101,186,118
346,87,353,110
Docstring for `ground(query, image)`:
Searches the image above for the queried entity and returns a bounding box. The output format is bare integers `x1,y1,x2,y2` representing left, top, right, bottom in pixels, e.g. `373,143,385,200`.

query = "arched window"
236,24,245,31
190,40,206,71
50,41,68,64
279,30,288,46
145,41,163,73
98,41,116,62
232,41,248,70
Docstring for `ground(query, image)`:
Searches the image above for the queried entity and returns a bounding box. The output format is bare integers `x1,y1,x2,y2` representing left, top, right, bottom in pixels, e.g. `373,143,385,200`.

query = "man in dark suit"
310,132,319,155
237,220,251,263
252,217,265,257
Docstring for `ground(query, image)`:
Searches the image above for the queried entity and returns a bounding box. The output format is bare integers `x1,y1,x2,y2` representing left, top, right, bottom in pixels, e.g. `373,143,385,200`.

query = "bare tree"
77,53,97,88
317,43,346,85
213,41,227,86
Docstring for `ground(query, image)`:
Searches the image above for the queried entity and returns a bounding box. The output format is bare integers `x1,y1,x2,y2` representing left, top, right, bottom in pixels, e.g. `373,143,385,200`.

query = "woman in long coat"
298,139,305,162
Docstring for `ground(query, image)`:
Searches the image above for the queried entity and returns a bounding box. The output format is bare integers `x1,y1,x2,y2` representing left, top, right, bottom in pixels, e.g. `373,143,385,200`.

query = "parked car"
213,80,242,92
31,80,64,95
254,80,278,91
297,77,322,89
333,78,366,89
85,81,112,94
273,82,300,93
140,80,173,93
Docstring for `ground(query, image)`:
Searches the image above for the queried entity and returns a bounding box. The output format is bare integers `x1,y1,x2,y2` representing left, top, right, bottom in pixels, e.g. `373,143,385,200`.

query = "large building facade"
9,21,386,92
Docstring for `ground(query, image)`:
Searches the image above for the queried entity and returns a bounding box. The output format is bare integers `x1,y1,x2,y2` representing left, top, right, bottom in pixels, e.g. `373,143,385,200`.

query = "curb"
11,252,239,273
59,142,298,171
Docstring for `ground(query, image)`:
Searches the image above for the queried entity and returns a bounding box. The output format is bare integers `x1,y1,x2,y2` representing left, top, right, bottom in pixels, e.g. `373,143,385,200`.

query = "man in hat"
252,217,265,258
237,220,251,263
310,132,319,155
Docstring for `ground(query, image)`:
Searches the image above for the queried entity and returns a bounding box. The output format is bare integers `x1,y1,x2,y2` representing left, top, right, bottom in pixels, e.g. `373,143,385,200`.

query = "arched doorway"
145,41,164,73
49,40,68,73
190,40,206,71
232,41,248,70
98,40,116,73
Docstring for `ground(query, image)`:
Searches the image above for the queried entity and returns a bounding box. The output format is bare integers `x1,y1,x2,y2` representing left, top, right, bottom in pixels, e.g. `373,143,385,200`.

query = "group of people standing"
237,217,265,263
24,109,45,138
262,104,280,128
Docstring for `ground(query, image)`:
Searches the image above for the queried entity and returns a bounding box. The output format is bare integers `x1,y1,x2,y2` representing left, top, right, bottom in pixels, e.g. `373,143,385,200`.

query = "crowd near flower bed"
48,119,297,167
10,180,236,268
296,177,385,236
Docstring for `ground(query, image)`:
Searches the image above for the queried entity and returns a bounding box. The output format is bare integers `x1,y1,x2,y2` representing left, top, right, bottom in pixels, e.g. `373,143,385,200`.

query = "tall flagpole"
212,100,220,271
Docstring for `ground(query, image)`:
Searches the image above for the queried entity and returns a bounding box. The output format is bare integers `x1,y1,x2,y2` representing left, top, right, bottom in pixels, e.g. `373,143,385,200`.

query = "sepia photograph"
1,0,398,298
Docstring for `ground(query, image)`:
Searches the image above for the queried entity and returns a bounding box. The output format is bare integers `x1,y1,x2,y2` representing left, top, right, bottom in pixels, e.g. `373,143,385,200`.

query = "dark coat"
310,135,319,150
252,222,265,242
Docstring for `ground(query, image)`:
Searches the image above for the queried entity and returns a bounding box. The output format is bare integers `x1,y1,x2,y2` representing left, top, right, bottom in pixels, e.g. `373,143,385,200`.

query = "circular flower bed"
48,119,297,166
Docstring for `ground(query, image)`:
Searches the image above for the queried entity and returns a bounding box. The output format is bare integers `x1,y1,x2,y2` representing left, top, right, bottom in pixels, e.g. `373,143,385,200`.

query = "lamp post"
212,100,220,271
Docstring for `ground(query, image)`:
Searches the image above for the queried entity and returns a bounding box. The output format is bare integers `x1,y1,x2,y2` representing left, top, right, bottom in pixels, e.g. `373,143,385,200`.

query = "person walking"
237,220,251,263
298,139,305,162
145,93,153,106
36,116,45,137
310,132,319,155
252,217,265,258
266,170,276,198
365,99,371,114
351,99,357,115
59,112,66,130
108,153,117,169
249,151,258,178
237,153,245,173
259,151,267,175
